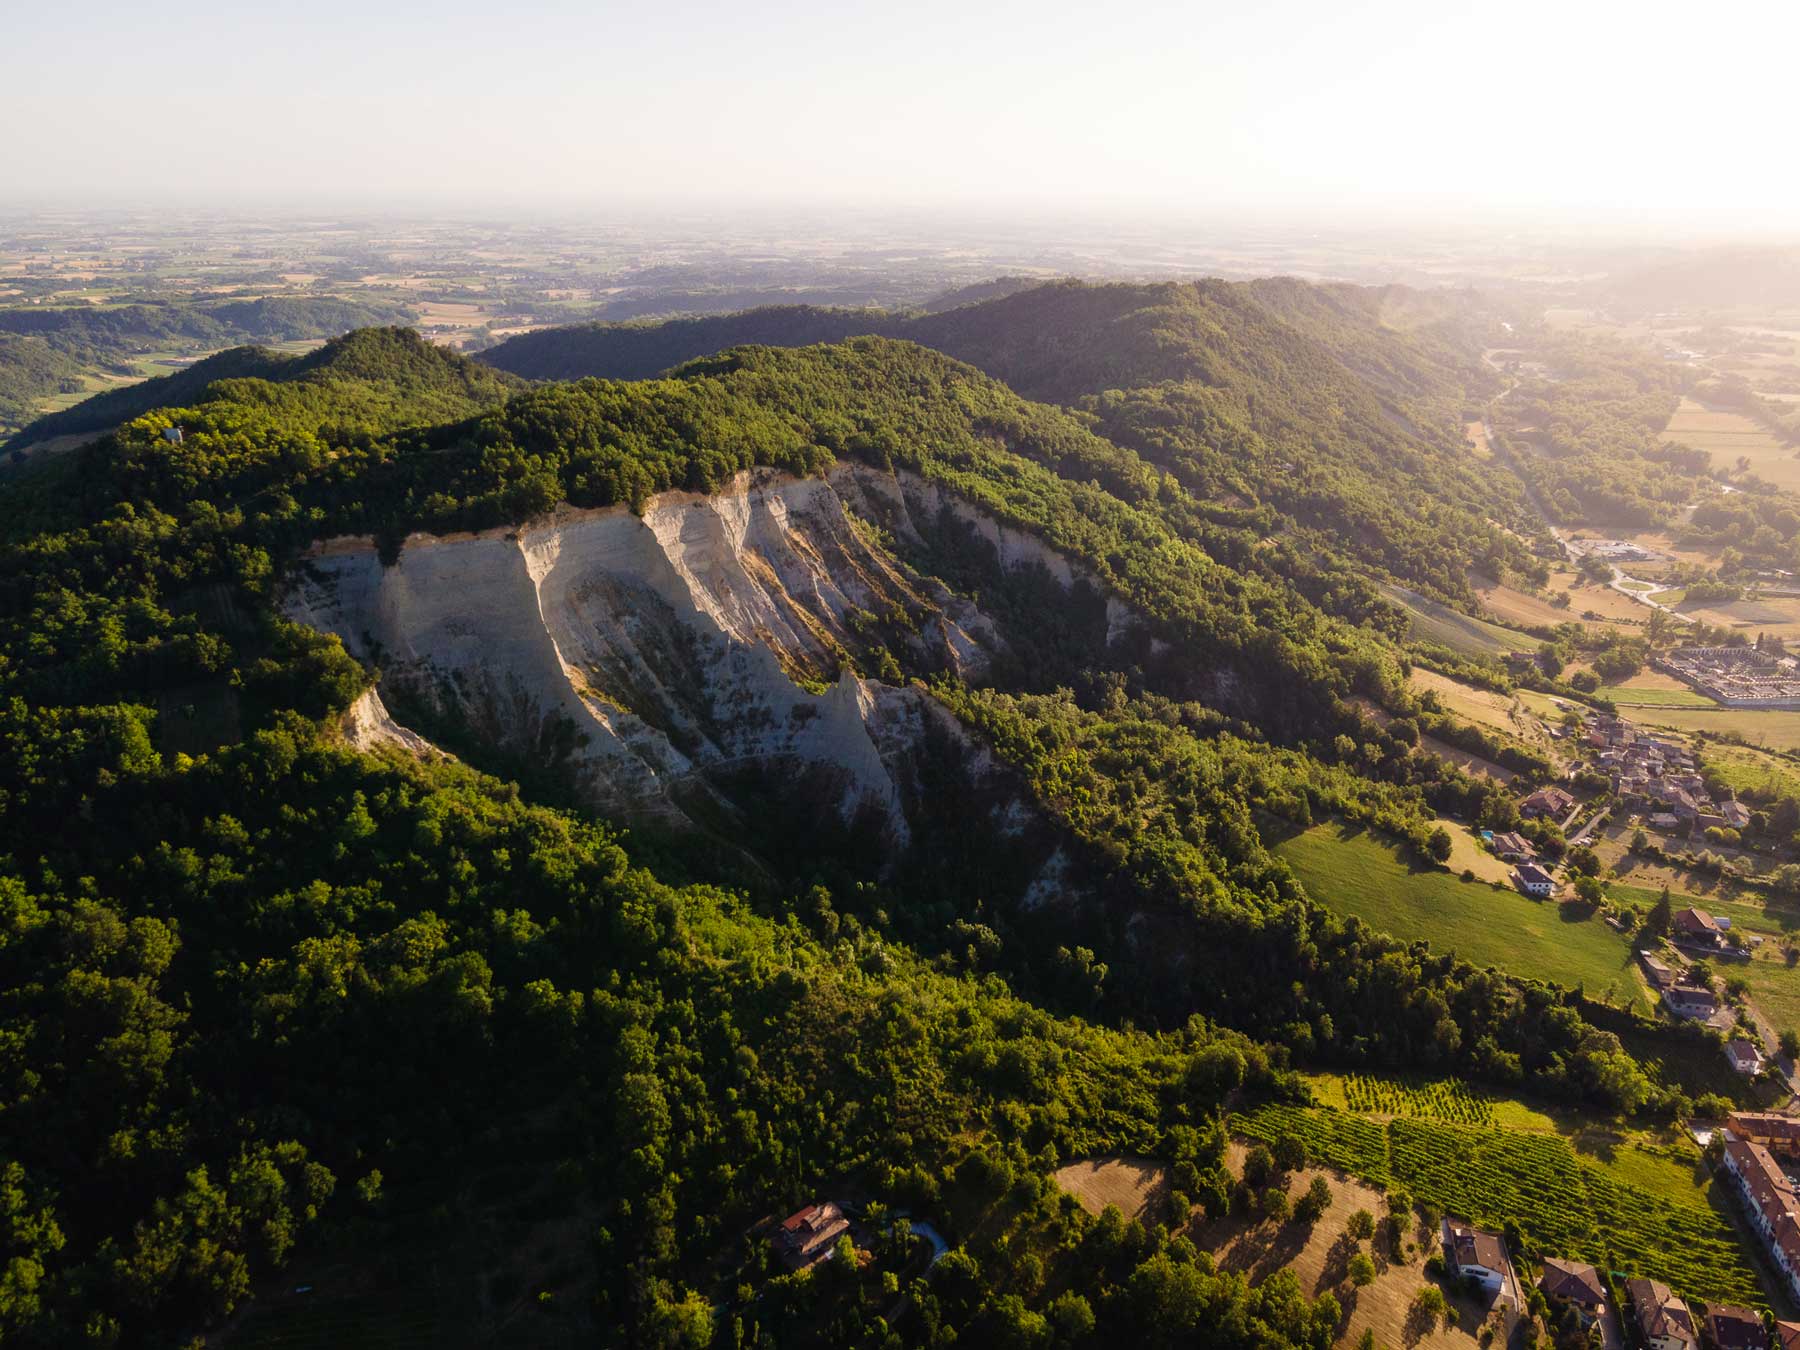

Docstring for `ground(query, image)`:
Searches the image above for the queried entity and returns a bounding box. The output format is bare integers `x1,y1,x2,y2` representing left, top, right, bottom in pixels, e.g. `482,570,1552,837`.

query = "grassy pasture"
1702,740,1800,801
1270,823,1646,1005
1052,1156,1170,1221
1407,668,1517,735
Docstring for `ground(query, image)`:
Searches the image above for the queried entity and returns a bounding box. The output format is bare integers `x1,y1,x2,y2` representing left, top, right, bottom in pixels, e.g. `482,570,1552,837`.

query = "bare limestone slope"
287,465,1135,858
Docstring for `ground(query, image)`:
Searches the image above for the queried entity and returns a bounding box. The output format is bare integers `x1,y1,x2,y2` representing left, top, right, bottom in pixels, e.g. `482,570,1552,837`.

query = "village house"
1520,786,1575,819
1513,862,1557,898
1728,1040,1766,1076
1490,830,1536,863
1776,1321,1800,1350
1628,1277,1699,1350
1673,908,1729,951
1443,1217,1513,1296
1663,983,1720,1020
1704,1304,1770,1350
1639,952,1677,989
1538,1257,1607,1326
770,1201,852,1272
1723,799,1753,830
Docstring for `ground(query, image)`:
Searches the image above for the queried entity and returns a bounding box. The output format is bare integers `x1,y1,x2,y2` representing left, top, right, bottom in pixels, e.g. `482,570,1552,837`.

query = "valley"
12,240,1800,1348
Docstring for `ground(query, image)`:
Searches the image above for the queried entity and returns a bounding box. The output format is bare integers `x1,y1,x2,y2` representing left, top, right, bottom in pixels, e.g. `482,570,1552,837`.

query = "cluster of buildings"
1505,788,1572,897
1441,1214,1794,1349
1568,537,1667,564
1722,1113,1800,1314
1584,712,1750,834
1657,647,1800,710
1640,923,1770,1071
1639,911,1729,1023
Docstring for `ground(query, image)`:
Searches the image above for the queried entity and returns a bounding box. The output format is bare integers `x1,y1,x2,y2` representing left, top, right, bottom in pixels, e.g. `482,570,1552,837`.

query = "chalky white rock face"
287,466,1055,839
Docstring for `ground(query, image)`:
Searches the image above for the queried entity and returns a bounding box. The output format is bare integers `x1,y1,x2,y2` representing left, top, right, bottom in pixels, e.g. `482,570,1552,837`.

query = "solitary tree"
1295,1176,1334,1224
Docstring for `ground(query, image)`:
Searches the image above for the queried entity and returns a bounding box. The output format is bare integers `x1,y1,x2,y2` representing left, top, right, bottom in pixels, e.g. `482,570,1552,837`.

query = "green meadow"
1272,823,1646,1005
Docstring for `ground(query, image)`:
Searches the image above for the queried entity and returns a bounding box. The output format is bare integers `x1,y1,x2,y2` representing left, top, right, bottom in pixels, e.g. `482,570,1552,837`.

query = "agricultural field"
1231,1101,1766,1307
1596,670,1719,708
1305,1073,1498,1126
230,1286,452,1349
1394,1119,1763,1306
1463,419,1493,460
1233,1102,1392,1181
1408,668,1528,738
1383,584,1537,658
1472,571,1641,634
1408,669,1561,768
1664,397,1800,493
1420,735,1517,784
1637,706,1800,752
1271,823,1647,1006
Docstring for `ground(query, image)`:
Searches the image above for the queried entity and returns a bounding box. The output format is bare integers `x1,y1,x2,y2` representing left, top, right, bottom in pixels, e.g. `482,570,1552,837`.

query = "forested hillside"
0,328,1731,1346
0,296,418,440
0,296,414,349
483,279,1536,605
0,335,90,432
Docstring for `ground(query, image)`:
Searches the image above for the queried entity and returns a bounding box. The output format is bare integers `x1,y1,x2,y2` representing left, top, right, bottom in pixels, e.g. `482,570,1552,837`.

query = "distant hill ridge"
6,326,519,449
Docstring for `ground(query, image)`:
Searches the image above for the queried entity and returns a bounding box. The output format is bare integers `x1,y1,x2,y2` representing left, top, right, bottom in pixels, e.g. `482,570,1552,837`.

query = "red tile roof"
1626,1277,1697,1348
1539,1256,1605,1309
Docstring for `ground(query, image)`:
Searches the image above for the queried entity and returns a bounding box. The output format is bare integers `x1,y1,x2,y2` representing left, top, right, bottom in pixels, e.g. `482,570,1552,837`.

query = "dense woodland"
0,301,1746,1346
483,280,1540,608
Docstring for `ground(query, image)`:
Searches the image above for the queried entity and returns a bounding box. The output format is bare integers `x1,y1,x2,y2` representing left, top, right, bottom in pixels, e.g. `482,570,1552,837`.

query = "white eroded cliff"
289,465,1137,842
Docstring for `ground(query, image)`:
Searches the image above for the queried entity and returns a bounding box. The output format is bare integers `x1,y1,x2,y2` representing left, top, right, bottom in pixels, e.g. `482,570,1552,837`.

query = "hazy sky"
9,0,1799,228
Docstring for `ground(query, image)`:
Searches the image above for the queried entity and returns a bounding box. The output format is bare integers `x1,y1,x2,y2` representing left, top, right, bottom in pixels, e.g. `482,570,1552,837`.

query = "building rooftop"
1539,1256,1605,1308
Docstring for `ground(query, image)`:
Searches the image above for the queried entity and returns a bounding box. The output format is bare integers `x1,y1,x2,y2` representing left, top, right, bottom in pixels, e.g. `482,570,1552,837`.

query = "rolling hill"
483,278,1531,606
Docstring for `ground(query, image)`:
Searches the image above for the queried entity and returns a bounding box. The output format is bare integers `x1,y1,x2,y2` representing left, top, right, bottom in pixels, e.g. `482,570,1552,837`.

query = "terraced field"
1384,584,1537,658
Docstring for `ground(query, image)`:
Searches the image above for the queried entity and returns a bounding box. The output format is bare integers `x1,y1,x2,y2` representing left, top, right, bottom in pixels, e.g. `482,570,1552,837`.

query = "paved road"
1564,806,1610,849
1739,991,1800,1096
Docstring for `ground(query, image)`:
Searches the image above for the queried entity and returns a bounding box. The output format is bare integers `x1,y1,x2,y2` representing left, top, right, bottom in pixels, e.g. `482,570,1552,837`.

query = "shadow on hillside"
1566,1123,1624,1164
1202,1215,1312,1286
